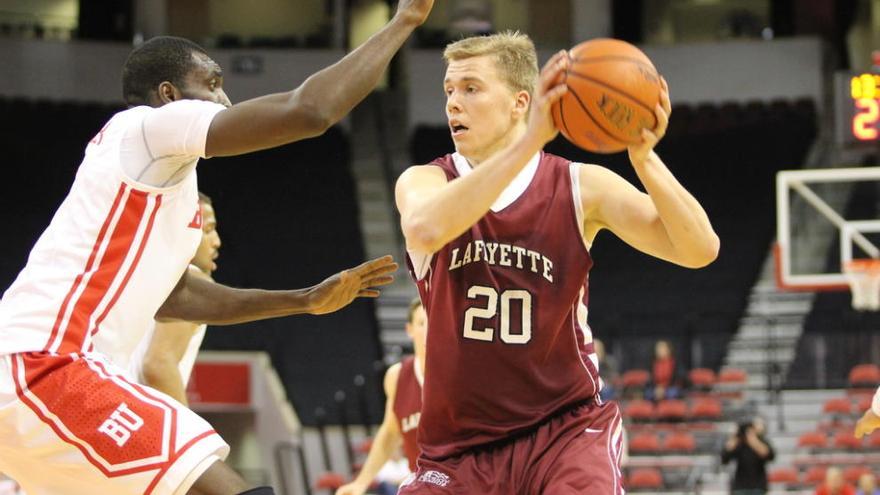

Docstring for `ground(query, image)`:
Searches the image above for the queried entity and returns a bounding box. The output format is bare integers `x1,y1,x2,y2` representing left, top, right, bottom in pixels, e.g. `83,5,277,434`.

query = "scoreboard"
836,71,880,146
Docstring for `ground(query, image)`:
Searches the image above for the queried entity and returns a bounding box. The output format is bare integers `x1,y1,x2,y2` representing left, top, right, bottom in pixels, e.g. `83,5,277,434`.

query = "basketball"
551,38,663,154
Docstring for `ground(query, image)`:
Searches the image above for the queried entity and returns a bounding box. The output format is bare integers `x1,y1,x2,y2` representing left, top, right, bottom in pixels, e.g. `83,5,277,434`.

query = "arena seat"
824,398,854,415
688,368,716,388
804,466,827,484
833,430,863,450
627,468,664,490
849,364,880,387
629,432,661,453
797,431,828,449
718,368,748,384
622,369,651,388
768,467,799,484
662,432,696,453
624,400,655,421
690,398,723,419
656,399,688,421
844,466,872,484
315,472,346,490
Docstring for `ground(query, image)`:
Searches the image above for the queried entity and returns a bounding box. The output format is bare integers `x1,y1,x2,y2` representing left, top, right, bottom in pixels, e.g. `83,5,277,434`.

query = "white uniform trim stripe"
81,194,160,352
48,186,132,353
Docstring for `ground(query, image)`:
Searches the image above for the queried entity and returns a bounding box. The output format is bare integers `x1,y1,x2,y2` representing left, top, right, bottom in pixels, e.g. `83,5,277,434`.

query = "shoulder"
395,163,449,192
383,362,403,396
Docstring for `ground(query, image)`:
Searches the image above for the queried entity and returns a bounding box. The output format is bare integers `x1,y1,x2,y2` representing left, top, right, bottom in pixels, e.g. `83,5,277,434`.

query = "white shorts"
0,352,230,495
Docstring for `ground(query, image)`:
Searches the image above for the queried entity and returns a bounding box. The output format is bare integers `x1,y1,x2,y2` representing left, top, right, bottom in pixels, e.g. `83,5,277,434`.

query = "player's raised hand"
527,50,570,147
335,481,368,495
307,255,398,315
628,76,671,167
395,0,435,26
855,409,880,438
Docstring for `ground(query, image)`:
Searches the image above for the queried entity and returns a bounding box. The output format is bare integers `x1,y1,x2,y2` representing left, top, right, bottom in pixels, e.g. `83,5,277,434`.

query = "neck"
464,121,528,166
414,351,425,375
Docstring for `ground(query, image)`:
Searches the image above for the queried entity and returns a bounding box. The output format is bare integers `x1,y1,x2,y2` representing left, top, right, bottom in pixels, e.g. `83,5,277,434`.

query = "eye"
445,87,453,96
209,79,217,91
466,85,477,93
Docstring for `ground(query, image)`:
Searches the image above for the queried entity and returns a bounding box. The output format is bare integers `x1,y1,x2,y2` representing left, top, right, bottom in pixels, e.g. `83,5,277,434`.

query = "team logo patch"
419,470,451,487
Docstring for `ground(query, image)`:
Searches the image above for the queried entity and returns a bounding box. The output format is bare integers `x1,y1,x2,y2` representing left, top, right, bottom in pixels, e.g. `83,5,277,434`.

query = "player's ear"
156,81,182,105
513,90,530,119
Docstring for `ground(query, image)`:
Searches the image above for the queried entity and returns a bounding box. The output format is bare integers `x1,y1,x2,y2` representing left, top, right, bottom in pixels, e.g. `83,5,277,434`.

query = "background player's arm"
396,52,570,254
204,0,433,157
142,320,198,405
579,79,719,269
336,364,404,495
155,256,396,324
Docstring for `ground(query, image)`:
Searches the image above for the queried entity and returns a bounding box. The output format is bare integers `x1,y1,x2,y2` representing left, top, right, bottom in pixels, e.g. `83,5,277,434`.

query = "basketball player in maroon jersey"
395,32,719,493
336,297,426,495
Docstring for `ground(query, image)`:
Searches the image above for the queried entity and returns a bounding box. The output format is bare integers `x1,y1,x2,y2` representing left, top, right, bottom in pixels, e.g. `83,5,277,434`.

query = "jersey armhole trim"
569,163,591,253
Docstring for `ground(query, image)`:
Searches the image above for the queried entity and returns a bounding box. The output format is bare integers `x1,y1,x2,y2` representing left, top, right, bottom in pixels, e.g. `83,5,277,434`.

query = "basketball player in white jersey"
132,192,221,404
0,1,433,494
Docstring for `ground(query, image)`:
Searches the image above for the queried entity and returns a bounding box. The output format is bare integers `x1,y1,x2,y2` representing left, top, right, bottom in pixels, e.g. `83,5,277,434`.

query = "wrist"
391,11,423,29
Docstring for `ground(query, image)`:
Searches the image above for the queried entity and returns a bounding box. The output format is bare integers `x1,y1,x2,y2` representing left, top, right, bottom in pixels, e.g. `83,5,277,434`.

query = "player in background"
395,31,718,493
855,385,880,438
336,297,427,495
132,192,221,404
0,1,433,494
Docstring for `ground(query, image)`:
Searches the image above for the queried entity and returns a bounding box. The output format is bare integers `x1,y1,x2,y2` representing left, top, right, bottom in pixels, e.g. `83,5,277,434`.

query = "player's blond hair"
443,31,539,96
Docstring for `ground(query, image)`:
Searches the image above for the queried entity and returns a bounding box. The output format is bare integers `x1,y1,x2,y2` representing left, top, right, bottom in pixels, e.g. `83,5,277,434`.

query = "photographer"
721,417,776,495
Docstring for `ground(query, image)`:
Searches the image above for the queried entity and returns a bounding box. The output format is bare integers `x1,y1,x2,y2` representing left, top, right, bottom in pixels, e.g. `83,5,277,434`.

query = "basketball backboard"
776,166,880,294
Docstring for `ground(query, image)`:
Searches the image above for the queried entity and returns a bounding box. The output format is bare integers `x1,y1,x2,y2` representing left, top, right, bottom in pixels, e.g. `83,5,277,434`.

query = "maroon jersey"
408,152,601,460
392,356,423,471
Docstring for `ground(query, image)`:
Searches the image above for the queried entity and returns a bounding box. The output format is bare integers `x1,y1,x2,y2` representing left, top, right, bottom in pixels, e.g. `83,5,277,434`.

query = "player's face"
444,55,528,163
181,53,232,107
406,305,428,356
192,203,221,273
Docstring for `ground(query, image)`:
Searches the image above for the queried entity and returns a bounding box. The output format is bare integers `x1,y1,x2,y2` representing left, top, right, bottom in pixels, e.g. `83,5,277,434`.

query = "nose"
218,90,232,108
446,92,461,115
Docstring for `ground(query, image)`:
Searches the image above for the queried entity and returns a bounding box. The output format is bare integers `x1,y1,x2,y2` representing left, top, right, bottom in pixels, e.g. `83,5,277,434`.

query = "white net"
844,259,880,311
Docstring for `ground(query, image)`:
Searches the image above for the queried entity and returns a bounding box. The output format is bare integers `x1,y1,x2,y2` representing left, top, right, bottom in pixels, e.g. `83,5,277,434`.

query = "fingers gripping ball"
551,38,662,154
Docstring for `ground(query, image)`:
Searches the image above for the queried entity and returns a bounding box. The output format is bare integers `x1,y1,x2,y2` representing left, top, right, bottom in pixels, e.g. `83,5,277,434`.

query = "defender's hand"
395,0,435,26
307,255,397,315
527,50,570,147
628,76,671,167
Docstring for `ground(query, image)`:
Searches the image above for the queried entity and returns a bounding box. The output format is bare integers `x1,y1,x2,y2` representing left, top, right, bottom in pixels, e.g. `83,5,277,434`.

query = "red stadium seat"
849,364,880,387
627,468,663,489
804,466,827,484
690,398,723,419
718,368,748,384
857,394,873,413
797,431,828,449
315,472,346,490
662,432,696,452
768,467,800,484
844,466,872,484
824,398,854,415
688,368,716,387
629,432,661,453
868,432,880,449
656,399,688,420
622,369,651,388
833,430,863,450
624,400,655,421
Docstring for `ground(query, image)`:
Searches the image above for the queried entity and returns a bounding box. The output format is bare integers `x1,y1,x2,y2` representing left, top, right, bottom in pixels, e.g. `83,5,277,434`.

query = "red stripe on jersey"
86,194,163,352
143,429,219,495
57,189,149,354
45,183,127,352
12,353,176,477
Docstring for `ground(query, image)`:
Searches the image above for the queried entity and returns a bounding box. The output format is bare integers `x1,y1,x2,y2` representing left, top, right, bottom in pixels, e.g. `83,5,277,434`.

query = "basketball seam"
572,55,659,75
567,71,658,118
567,86,628,145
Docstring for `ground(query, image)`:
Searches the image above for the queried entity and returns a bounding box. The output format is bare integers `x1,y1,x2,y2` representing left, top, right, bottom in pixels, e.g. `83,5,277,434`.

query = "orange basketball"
551,38,662,154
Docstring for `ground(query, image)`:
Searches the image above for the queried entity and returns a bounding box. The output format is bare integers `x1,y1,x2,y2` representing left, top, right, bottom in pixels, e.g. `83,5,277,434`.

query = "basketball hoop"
844,259,880,311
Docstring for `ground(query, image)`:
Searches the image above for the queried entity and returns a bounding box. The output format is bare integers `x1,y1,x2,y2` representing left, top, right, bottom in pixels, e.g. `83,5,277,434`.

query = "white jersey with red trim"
0,99,225,366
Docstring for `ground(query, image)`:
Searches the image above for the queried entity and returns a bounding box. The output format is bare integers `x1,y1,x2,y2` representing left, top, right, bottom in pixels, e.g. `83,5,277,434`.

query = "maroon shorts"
399,401,624,495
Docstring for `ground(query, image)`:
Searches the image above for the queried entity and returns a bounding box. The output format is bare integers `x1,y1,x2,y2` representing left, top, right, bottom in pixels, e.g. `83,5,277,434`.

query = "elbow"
682,233,720,269
402,217,442,254
288,92,333,138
